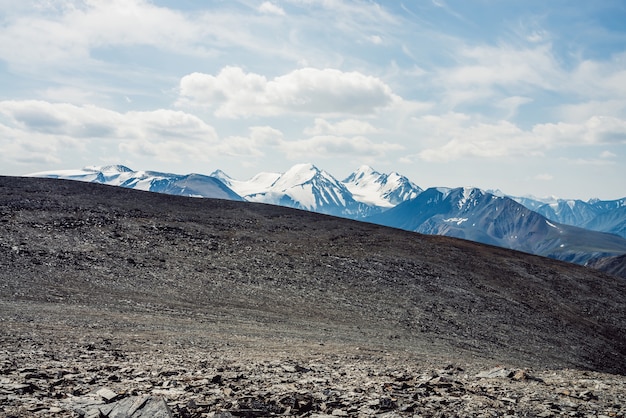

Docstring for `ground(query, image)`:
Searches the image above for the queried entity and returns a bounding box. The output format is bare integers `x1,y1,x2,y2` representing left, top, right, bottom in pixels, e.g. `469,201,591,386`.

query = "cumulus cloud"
177,66,399,118
0,100,218,142
0,100,220,165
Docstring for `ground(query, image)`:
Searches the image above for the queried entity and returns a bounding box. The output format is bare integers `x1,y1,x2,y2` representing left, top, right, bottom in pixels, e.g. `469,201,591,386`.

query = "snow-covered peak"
84,165,133,174
225,171,281,196
343,166,422,207
458,187,478,208
210,169,232,181
343,165,380,184
271,163,323,191
435,187,452,198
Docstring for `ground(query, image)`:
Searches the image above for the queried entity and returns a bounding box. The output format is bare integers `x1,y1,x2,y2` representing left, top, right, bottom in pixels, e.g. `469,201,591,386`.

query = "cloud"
414,113,626,162
368,35,383,44
258,2,286,16
303,118,380,136
279,135,403,159
429,41,610,114
558,157,617,166
557,99,626,122
600,150,617,159
0,100,220,165
0,100,218,141
534,174,553,181
0,0,202,71
178,66,398,118
533,116,626,146
216,126,285,158
569,53,626,99
438,43,560,94
496,96,533,119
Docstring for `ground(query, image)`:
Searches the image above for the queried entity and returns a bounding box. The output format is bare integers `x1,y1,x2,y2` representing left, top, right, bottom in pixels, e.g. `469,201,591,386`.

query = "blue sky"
0,0,625,199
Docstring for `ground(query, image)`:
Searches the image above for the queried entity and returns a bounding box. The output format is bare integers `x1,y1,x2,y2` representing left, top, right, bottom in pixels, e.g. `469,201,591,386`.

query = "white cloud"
414,113,626,162
558,157,617,166
0,0,202,71
178,66,398,118
534,174,553,181
258,2,286,16
0,100,218,142
368,35,383,44
279,135,403,159
557,100,626,122
439,43,560,93
303,118,380,136
600,150,617,159
0,100,220,165
216,126,285,158
569,53,626,99
496,96,533,119
533,116,626,146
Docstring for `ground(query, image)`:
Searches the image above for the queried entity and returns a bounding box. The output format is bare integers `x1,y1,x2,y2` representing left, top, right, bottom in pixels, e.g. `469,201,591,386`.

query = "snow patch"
443,217,468,225
545,220,558,228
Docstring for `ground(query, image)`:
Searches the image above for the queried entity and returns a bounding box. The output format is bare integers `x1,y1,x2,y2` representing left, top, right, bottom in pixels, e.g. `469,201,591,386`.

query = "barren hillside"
1,176,625,417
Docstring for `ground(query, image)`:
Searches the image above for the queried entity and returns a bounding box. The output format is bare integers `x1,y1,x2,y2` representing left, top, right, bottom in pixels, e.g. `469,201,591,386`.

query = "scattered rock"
96,387,119,402
476,367,514,379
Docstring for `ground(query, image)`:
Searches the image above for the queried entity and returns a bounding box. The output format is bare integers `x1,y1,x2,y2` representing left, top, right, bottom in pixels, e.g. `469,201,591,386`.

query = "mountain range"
27,164,626,272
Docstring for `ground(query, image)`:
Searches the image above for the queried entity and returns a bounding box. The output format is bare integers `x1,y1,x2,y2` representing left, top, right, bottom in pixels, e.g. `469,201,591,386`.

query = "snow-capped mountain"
232,163,379,218
28,165,243,201
506,194,559,211
342,165,422,207
367,187,626,265
212,164,422,218
536,199,602,227
514,197,626,239
210,169,281,197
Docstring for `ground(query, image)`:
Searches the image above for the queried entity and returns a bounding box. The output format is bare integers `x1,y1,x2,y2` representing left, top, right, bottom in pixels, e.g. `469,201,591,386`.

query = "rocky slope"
1,176,625,417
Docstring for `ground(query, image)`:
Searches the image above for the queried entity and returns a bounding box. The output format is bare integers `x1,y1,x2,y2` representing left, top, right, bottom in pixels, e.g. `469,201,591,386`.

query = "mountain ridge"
26,164,626,271
367,186,626,265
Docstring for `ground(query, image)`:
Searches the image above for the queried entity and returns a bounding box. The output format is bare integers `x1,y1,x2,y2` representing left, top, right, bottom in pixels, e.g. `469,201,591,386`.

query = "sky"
0,0,625,200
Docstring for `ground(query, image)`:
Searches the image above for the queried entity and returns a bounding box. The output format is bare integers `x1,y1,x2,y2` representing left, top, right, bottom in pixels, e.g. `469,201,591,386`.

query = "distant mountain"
227,163,379,218
367,187,626,265
507,194,559,211
211,169,281,197
27,166,244,201
526,198,626,239
582,206,626,240
211,164,422,218
343,165,422,207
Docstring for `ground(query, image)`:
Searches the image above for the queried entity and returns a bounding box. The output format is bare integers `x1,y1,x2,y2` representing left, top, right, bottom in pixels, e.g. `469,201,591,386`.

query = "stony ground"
1,177,625,417
2,320,625,417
